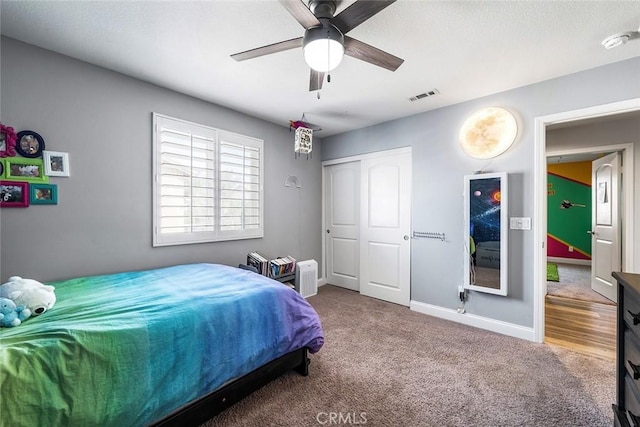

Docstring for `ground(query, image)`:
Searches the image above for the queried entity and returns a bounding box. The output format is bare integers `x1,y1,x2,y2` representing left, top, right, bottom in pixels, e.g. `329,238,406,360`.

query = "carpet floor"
546,263,615,305
201,285,614,427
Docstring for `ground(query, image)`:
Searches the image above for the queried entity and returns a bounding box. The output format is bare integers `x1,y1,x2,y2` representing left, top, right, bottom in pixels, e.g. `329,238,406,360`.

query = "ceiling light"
602,32,631,49
303,25,344,72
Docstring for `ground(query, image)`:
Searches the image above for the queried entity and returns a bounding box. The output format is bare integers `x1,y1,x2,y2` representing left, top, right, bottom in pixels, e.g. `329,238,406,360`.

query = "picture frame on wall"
43,151,70,177
4,157,49,183
0,123,18,158
16,130,45,158
30,183,57,205
0,181,29,207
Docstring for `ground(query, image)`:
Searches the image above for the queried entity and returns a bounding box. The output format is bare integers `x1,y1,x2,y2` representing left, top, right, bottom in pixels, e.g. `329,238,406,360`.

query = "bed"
0,263,324,426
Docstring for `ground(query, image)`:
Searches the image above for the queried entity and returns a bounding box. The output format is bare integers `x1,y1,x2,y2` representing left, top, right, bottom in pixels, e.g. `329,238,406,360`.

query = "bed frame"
149,347,310,427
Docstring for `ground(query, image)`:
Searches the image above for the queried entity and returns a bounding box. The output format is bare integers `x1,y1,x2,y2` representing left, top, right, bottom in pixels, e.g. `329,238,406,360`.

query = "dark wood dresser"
613,271,640,427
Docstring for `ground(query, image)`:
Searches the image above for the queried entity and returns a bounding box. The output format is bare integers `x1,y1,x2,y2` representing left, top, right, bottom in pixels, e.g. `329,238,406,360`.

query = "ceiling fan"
231,0,404,92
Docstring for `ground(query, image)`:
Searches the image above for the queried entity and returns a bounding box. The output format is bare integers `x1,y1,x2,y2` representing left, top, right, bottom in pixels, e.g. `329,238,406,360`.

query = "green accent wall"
547,172,591,257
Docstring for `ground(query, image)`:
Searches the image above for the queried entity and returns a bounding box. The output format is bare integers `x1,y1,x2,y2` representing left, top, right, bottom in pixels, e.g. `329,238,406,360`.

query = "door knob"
326,229,330,234
404,235,409,241
587,230,596,235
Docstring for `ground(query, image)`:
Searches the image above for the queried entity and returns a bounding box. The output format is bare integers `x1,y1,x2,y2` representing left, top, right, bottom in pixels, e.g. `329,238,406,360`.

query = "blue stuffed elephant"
0,297,32,327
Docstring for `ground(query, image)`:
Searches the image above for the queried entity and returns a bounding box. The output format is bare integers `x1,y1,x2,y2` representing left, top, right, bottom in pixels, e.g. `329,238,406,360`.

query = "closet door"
324,162,360,291
359,151,411,306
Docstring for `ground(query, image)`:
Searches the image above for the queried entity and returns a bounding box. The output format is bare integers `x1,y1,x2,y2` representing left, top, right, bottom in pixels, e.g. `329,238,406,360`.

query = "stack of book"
247,252,269,276
269,256,296,279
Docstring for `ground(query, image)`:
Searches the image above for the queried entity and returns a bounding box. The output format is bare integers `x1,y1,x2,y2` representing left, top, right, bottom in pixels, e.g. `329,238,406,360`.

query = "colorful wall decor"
3,157,49,184
0,123,18,157
0,181,29,207
30,183,58,205
547,161,591,260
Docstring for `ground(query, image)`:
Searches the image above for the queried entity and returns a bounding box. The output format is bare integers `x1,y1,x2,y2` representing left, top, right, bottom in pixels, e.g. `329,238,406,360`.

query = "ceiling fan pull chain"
327,32,331,84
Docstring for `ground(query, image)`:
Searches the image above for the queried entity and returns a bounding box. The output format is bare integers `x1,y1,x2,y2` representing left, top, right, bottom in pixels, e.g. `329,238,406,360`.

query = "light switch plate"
510,217,531,230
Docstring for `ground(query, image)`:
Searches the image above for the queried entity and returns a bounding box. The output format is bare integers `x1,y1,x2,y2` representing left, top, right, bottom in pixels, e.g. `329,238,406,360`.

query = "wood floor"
545,294,616,360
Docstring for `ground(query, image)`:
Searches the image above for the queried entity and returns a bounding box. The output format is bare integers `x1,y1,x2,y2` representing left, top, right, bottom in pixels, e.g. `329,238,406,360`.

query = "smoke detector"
602,32,632,49
602,24,640,49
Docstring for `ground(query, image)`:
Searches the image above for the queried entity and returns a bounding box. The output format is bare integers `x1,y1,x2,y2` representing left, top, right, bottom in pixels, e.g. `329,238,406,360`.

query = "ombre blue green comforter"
0,263,324,427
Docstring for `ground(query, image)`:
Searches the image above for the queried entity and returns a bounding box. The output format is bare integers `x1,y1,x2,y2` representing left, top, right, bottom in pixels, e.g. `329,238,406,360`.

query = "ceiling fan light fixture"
303,25,344,72
602,32,631,49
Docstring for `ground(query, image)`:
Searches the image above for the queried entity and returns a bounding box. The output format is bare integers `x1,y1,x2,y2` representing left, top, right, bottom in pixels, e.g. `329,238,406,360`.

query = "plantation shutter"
219,136,261,232
153,114,263,246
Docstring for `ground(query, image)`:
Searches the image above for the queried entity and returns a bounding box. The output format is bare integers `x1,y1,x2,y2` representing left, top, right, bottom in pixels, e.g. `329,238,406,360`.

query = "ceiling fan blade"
309,69,325,92
231,37,303,61
344,36,404,71
331,0,396,34
278,0,321,29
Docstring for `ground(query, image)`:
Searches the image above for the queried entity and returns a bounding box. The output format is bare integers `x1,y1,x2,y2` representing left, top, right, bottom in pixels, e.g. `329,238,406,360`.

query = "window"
152,113,263,246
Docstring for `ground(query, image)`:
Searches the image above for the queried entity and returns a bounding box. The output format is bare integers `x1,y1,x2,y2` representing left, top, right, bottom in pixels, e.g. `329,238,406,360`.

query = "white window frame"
152,113,264,246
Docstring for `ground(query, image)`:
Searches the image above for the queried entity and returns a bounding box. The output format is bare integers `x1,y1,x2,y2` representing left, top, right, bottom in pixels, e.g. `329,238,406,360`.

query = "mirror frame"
464,172,508,296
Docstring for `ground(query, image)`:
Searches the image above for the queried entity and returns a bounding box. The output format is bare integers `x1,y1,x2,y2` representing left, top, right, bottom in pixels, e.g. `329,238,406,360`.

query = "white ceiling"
1,1,639,137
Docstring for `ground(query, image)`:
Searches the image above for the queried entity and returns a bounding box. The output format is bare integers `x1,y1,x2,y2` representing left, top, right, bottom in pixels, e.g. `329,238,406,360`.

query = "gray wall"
0,37,322,282
322,57,640,328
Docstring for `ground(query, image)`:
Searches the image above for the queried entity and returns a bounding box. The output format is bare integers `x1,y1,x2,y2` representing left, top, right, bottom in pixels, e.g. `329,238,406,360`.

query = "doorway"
546,150,622,303
544,149,620,357
533,98,640,343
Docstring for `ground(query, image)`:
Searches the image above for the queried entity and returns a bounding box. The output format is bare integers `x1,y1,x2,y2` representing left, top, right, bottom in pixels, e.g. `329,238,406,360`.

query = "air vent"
409,89,440,102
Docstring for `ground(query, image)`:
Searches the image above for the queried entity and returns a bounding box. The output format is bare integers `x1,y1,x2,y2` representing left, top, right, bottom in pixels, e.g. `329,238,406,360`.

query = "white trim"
547,257,591,266
547,143,632,158
534,98,640,343
321,169,326,282
410,300,535,342
321,146,412,167
538,98,640,126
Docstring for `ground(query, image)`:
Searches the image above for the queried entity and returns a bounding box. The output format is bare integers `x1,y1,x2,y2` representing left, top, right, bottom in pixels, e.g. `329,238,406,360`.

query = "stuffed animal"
0,276,56,316
0,297,31,327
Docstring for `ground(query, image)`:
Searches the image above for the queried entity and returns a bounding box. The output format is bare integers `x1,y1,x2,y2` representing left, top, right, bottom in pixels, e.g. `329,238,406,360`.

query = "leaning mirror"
464,172,508,296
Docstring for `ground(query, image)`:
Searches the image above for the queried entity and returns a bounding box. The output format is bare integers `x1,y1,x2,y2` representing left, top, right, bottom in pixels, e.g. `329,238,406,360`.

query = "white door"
591,152,621,302
359,151,411,306
324,162,360,291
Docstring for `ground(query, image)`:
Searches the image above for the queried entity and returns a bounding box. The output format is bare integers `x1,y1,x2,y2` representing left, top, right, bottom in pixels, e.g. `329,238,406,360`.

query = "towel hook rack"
412,231,446,241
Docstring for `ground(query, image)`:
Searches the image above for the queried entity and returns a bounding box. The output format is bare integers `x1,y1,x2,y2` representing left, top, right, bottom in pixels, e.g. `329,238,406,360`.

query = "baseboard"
410,300,535,342
317,278,327,287
547,257,591,266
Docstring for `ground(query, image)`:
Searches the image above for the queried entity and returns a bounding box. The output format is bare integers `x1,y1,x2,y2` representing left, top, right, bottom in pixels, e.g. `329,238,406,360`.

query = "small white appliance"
295,260,318,298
